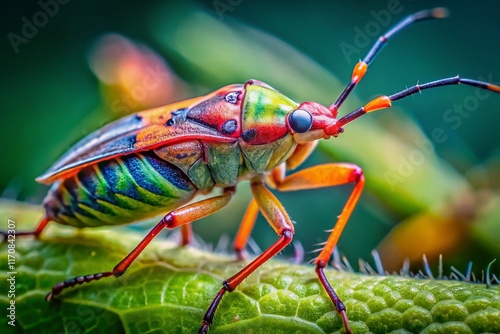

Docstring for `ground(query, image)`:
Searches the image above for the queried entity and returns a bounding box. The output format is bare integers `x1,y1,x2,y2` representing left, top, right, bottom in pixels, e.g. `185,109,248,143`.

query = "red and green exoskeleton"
3,8,500,334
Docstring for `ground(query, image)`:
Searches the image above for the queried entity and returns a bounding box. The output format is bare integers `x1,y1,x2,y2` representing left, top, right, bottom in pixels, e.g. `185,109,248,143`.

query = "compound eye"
289,109,312,133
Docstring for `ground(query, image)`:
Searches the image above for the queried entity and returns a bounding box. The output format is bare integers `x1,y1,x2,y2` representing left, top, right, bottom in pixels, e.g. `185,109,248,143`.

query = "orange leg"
45,188,234,301
232,198,259,260
231,142,318,259
0,215,51,241
232,140,313,260
275,163,364,334
199,179,295,334
285,141,318,170
179,224,193,246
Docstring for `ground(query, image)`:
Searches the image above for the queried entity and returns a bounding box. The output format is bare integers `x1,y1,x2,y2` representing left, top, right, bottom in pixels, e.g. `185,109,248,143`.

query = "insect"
2,8,500,334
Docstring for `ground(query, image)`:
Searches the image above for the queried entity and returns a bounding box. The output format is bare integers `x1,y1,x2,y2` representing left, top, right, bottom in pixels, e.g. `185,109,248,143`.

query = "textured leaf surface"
1,200,499,334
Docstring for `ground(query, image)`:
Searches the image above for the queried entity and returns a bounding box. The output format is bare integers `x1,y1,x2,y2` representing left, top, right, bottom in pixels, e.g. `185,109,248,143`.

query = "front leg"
274,163,365,334
199,179,295,333
231,141,317,259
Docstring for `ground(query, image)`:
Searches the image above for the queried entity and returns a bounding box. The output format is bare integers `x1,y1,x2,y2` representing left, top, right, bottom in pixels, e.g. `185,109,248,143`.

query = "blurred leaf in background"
1,0,499,291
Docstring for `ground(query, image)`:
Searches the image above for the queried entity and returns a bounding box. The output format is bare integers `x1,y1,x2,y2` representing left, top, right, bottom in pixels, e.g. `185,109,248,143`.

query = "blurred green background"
1,0,499,276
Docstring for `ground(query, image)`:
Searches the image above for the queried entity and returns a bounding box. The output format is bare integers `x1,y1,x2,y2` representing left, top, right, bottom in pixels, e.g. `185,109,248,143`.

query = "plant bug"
2,7,500,334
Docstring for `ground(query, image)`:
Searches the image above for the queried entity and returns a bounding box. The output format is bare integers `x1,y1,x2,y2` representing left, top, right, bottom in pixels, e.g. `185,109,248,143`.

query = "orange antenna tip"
351,61,368,83
364,96,392,113
432,7,449,19
487,83,500,93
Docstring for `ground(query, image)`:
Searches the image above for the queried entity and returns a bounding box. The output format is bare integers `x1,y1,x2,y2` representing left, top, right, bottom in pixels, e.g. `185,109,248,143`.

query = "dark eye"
225,92,239,104
289,109,312,133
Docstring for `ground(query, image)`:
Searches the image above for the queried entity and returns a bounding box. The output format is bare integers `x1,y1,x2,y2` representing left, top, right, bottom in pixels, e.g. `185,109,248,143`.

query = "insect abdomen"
43,152,197,228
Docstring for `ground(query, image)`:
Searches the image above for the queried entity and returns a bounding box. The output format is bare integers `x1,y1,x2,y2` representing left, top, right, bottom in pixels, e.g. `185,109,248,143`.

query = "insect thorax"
155,134,297,189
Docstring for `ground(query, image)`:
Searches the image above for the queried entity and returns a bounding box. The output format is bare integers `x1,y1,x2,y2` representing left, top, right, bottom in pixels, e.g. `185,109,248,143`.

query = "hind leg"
1,216,51,241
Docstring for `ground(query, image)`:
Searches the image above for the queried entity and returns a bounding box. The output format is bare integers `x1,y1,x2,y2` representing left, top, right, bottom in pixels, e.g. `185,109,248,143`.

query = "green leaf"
1,200,499,334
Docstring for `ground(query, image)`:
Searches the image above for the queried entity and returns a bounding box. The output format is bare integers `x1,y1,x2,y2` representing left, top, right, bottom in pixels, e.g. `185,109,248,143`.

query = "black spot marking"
221,119,237,135
242,128,256,142
127,135,137,147
225,92,239,104
175,153,189,159
135,114,143,121
165,108,189,126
